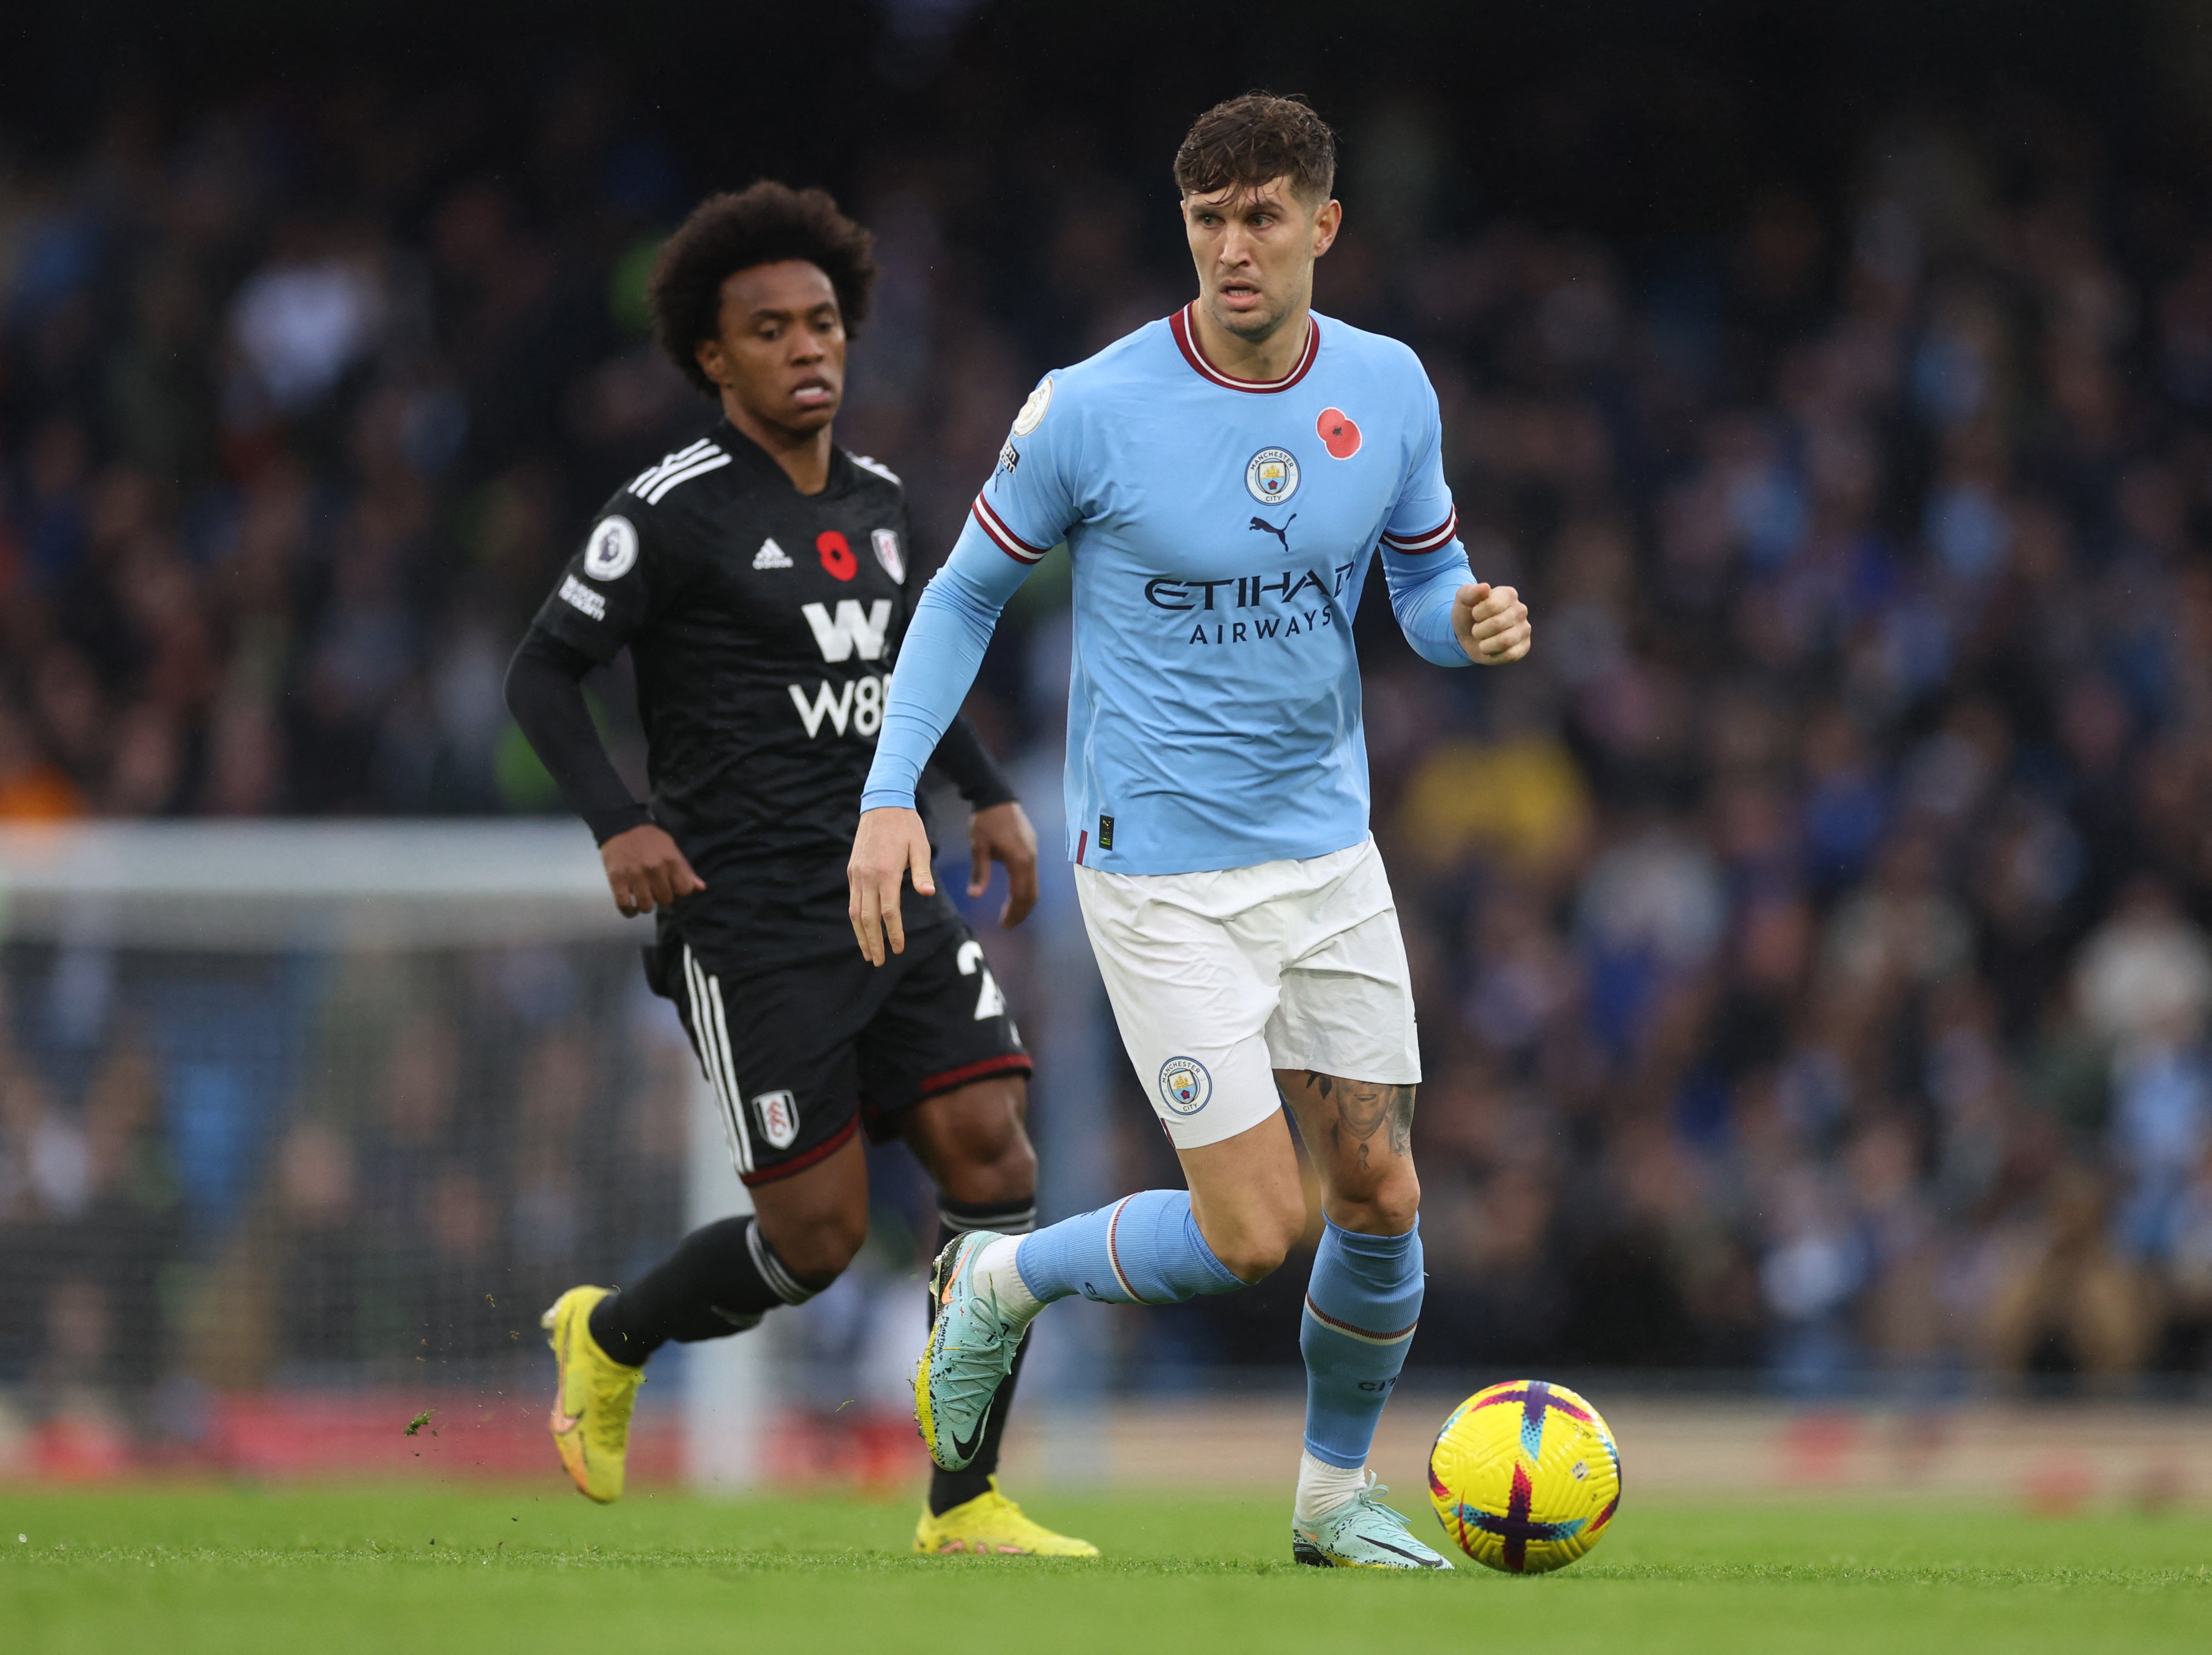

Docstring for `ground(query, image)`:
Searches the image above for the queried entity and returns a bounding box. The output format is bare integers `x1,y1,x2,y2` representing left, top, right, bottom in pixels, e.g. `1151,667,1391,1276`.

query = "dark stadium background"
9,0,2212,1478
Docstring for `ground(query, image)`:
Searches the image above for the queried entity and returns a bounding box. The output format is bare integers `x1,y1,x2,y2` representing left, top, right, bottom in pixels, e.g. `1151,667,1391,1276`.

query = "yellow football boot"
914,1477,1100,1557
541,1285,644,1504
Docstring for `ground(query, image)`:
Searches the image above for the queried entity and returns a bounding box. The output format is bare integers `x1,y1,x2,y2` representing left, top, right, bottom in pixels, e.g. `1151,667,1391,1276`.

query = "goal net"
0,821,785,1485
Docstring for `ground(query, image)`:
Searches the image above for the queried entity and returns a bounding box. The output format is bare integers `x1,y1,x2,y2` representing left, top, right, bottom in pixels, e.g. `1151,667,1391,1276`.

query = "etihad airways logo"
1142,561,1361,648
1143,562,1359,612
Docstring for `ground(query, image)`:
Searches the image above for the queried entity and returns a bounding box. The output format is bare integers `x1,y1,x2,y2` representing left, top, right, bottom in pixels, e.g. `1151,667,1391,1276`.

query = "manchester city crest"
1245,447,1300,505
1158,1056,1213,1115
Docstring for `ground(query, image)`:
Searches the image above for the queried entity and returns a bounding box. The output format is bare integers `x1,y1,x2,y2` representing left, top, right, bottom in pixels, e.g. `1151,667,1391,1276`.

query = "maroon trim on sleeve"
971,494,1051,563
1380,508,1460,554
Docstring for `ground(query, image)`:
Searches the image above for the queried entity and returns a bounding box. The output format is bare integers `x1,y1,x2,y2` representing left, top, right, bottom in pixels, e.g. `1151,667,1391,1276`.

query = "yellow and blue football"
1428,1379,1622,1573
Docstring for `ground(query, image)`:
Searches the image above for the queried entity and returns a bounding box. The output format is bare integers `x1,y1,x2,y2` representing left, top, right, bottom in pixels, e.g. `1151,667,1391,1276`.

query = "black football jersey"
529,419,957,950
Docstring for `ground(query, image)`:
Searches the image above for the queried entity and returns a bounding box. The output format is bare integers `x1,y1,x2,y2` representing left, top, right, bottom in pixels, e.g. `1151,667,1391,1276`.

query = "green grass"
4,1484,2210,1654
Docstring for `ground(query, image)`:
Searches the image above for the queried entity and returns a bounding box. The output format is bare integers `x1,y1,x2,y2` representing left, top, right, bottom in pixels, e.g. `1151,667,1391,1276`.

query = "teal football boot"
1292,1476,1453,1569
914,1231,1027,1471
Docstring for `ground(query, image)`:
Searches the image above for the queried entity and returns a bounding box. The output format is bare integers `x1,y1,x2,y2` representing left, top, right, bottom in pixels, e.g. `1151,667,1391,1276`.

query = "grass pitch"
5,1484,2210,1655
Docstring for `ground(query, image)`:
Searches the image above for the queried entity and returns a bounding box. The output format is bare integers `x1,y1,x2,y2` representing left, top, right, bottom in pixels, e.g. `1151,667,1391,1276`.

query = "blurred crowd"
1364,141,2212,1388
0,942,690,1463
7,69,2212,1395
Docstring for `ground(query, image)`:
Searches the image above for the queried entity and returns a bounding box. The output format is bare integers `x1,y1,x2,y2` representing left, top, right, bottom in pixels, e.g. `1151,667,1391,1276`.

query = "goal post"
0,820,762,1488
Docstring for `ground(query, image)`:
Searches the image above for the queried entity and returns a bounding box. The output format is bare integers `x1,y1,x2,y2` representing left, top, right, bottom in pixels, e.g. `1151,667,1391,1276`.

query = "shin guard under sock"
1012,1189,1242,1306
1299,1218,1423,1469
588,1215,817,1366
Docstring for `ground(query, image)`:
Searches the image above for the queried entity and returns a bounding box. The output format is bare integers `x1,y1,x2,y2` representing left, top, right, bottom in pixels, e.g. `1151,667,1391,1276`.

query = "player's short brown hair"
1172,92,1337,208
647,181,878,396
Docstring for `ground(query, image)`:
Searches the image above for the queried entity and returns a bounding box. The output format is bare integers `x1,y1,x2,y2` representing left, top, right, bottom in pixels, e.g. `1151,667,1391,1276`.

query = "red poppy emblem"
817,530,858,581
1317,407,1361,459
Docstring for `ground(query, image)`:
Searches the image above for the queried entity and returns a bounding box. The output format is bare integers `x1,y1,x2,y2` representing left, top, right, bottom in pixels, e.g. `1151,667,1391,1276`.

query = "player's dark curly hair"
646,181,878,396
1173,92,1337,207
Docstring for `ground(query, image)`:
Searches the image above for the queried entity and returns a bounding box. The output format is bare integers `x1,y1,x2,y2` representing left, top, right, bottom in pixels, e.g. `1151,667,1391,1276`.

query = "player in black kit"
507,183,1092,1555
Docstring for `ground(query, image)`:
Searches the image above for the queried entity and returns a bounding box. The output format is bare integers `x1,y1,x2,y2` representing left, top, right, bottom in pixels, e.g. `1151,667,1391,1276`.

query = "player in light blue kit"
849,94,1532,1567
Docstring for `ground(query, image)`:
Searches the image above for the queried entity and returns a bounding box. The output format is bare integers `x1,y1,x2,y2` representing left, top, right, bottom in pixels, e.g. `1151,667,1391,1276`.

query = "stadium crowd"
6,69,2212,1403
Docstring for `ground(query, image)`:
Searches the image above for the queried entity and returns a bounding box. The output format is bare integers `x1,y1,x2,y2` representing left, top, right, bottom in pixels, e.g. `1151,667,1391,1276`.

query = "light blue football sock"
1300,1217,1424,1468
1014,1189,1243,1305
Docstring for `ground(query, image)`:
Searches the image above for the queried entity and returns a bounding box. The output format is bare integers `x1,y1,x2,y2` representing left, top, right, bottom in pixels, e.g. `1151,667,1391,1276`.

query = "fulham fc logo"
872,527,906,583
754,1090,799,1149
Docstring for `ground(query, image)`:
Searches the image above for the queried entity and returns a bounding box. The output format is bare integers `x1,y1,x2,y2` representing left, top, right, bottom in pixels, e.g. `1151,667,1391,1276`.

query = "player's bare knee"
937,1110,1037,1204
908,1079,1036,1204
1214,1230,1291,1283
954,1130,1037,1206
1206,1194,1305,1282
1369,1177,1421,1235
756,1207,865,1286
1330,1166,1421,1236
767,1229,860,1288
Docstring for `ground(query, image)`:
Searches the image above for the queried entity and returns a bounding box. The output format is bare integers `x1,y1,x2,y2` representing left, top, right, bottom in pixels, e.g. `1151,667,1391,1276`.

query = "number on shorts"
955,939,1008,1021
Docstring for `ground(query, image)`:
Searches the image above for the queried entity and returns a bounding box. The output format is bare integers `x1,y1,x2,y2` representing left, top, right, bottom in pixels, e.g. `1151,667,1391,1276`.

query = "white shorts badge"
1011,375,1053,436
1246,447,1299,506
872,527,905,583
1158,1056,1212,1116
584,515,639,581
754,1089,799,1150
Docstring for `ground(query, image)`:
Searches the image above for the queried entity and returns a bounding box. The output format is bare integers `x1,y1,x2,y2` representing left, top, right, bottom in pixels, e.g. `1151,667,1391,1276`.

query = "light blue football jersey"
866,303,1474,876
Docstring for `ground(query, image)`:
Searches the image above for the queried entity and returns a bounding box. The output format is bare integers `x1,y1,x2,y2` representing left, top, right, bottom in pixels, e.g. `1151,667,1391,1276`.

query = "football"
1428,1380,1622,1573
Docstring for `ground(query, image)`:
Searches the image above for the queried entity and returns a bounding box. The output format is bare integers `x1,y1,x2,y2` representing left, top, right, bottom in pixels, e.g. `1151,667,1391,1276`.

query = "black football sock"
588,1215,820,1367
927,1195,1038,1516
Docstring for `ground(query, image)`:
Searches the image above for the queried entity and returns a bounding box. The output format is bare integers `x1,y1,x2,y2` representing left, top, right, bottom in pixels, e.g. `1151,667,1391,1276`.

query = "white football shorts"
1073,836,1422,1151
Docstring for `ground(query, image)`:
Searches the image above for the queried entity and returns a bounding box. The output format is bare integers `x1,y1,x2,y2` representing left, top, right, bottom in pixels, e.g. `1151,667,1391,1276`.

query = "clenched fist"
1453,582,1532,665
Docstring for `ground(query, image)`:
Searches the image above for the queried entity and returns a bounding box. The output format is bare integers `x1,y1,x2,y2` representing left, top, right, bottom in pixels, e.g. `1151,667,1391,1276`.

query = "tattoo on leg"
1304,1075,1416,1163
1388,1086,1414,1158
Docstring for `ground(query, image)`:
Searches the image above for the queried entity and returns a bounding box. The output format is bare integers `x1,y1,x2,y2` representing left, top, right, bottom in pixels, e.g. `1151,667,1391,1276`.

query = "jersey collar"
1169,302,1320,394
711,417,853,496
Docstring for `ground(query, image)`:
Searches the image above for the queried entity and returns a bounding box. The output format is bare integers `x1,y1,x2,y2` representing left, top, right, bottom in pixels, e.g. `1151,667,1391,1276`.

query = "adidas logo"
753,538,793,570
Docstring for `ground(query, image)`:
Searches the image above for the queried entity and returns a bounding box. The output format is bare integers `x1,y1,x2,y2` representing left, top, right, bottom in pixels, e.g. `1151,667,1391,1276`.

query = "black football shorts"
644,900,1031,1187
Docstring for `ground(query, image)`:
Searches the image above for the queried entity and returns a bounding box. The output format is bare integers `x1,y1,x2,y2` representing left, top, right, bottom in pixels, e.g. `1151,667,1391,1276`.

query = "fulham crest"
872,527,905,583
754,1089,799,1150
585,516,639,580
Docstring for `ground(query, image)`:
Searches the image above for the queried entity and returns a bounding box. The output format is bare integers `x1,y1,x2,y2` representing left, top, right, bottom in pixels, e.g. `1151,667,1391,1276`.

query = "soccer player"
507,182,1093,1556
849,96,1532,1567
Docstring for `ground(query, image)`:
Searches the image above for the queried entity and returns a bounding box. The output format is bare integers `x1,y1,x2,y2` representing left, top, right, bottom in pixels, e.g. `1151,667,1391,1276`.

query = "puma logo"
1249,513,1296,552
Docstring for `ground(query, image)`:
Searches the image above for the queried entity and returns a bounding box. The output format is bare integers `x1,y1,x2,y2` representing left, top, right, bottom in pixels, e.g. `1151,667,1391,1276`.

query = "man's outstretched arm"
852,529,1036,964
